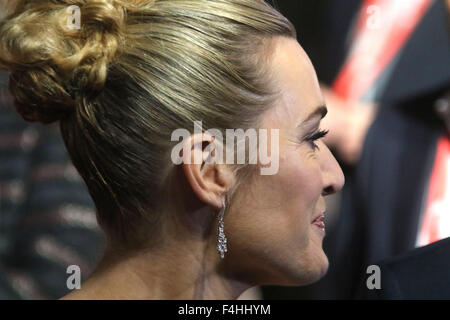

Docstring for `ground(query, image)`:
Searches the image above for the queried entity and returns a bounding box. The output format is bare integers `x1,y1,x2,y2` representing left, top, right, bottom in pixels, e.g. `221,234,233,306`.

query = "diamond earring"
217,200,228,259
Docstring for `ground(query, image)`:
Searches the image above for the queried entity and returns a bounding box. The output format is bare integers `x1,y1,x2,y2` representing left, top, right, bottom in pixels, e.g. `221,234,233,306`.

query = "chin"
309,256,329,284
277,253,329,287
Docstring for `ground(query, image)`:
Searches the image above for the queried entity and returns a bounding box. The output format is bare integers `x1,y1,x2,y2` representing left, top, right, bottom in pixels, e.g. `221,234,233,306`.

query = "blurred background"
1,0,449,299
0,71,105,299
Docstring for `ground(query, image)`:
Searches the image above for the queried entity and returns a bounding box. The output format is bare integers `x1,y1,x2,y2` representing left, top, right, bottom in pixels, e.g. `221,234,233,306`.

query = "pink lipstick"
312,214,325,229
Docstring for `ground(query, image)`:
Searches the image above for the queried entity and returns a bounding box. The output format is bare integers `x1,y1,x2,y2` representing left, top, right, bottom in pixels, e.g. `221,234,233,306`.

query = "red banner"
332,0,432,101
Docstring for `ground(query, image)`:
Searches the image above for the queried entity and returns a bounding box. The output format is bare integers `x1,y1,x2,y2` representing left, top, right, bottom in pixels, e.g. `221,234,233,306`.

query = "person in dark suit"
357,237,450,299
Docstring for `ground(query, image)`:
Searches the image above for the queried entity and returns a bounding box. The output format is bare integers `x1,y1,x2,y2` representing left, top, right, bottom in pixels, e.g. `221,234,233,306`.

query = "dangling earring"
217,199,228,259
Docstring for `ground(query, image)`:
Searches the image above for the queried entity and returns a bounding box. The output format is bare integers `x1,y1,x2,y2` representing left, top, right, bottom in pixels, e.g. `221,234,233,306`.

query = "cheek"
274,149,323,241
278,146,323,209
228,147,323,252
224,146,326,284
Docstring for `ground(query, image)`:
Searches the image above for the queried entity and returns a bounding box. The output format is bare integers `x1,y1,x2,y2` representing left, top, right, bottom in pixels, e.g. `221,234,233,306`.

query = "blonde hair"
0,0,296,249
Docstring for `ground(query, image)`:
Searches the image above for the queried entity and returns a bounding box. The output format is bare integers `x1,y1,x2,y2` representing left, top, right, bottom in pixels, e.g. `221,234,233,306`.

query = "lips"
312,214,325,229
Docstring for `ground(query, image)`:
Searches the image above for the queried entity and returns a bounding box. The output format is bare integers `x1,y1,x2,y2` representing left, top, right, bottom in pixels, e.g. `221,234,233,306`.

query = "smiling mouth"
312,214,325,229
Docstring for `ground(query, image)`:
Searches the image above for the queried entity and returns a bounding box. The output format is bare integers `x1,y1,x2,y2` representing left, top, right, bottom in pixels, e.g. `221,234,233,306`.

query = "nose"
318,141,345,196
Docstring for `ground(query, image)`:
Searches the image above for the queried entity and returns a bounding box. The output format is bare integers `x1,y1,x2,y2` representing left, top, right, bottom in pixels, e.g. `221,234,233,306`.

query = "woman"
0,0,344,299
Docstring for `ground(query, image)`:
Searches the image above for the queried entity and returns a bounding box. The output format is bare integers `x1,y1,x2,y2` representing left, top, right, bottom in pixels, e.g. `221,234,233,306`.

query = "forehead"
264,37,324,126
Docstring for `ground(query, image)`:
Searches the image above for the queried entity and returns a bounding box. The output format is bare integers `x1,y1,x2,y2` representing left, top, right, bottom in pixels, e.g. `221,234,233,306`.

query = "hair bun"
0,0,125,123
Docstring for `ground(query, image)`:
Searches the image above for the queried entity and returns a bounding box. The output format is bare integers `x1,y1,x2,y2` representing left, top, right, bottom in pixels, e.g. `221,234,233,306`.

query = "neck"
62,229,252,300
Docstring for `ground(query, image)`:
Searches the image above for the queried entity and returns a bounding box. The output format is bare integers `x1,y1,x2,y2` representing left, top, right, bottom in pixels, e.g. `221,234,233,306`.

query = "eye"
305,129,329,150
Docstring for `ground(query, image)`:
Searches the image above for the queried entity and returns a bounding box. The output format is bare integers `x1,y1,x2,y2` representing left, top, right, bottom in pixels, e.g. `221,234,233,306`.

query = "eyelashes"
305,129,329,150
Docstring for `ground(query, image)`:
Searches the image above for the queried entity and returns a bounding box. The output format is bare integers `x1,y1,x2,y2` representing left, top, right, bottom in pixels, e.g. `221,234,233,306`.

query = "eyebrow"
303,105,328,122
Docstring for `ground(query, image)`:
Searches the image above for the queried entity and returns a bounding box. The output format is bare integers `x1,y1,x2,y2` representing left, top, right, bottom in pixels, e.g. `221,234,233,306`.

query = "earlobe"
181,134,234,210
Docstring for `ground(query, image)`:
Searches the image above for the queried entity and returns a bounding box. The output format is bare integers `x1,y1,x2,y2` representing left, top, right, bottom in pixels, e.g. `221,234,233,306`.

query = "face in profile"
0,0,343,299
224,37,345,287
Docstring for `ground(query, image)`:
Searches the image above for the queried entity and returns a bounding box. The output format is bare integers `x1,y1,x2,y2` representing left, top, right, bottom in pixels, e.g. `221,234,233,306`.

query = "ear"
182,133,234,210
